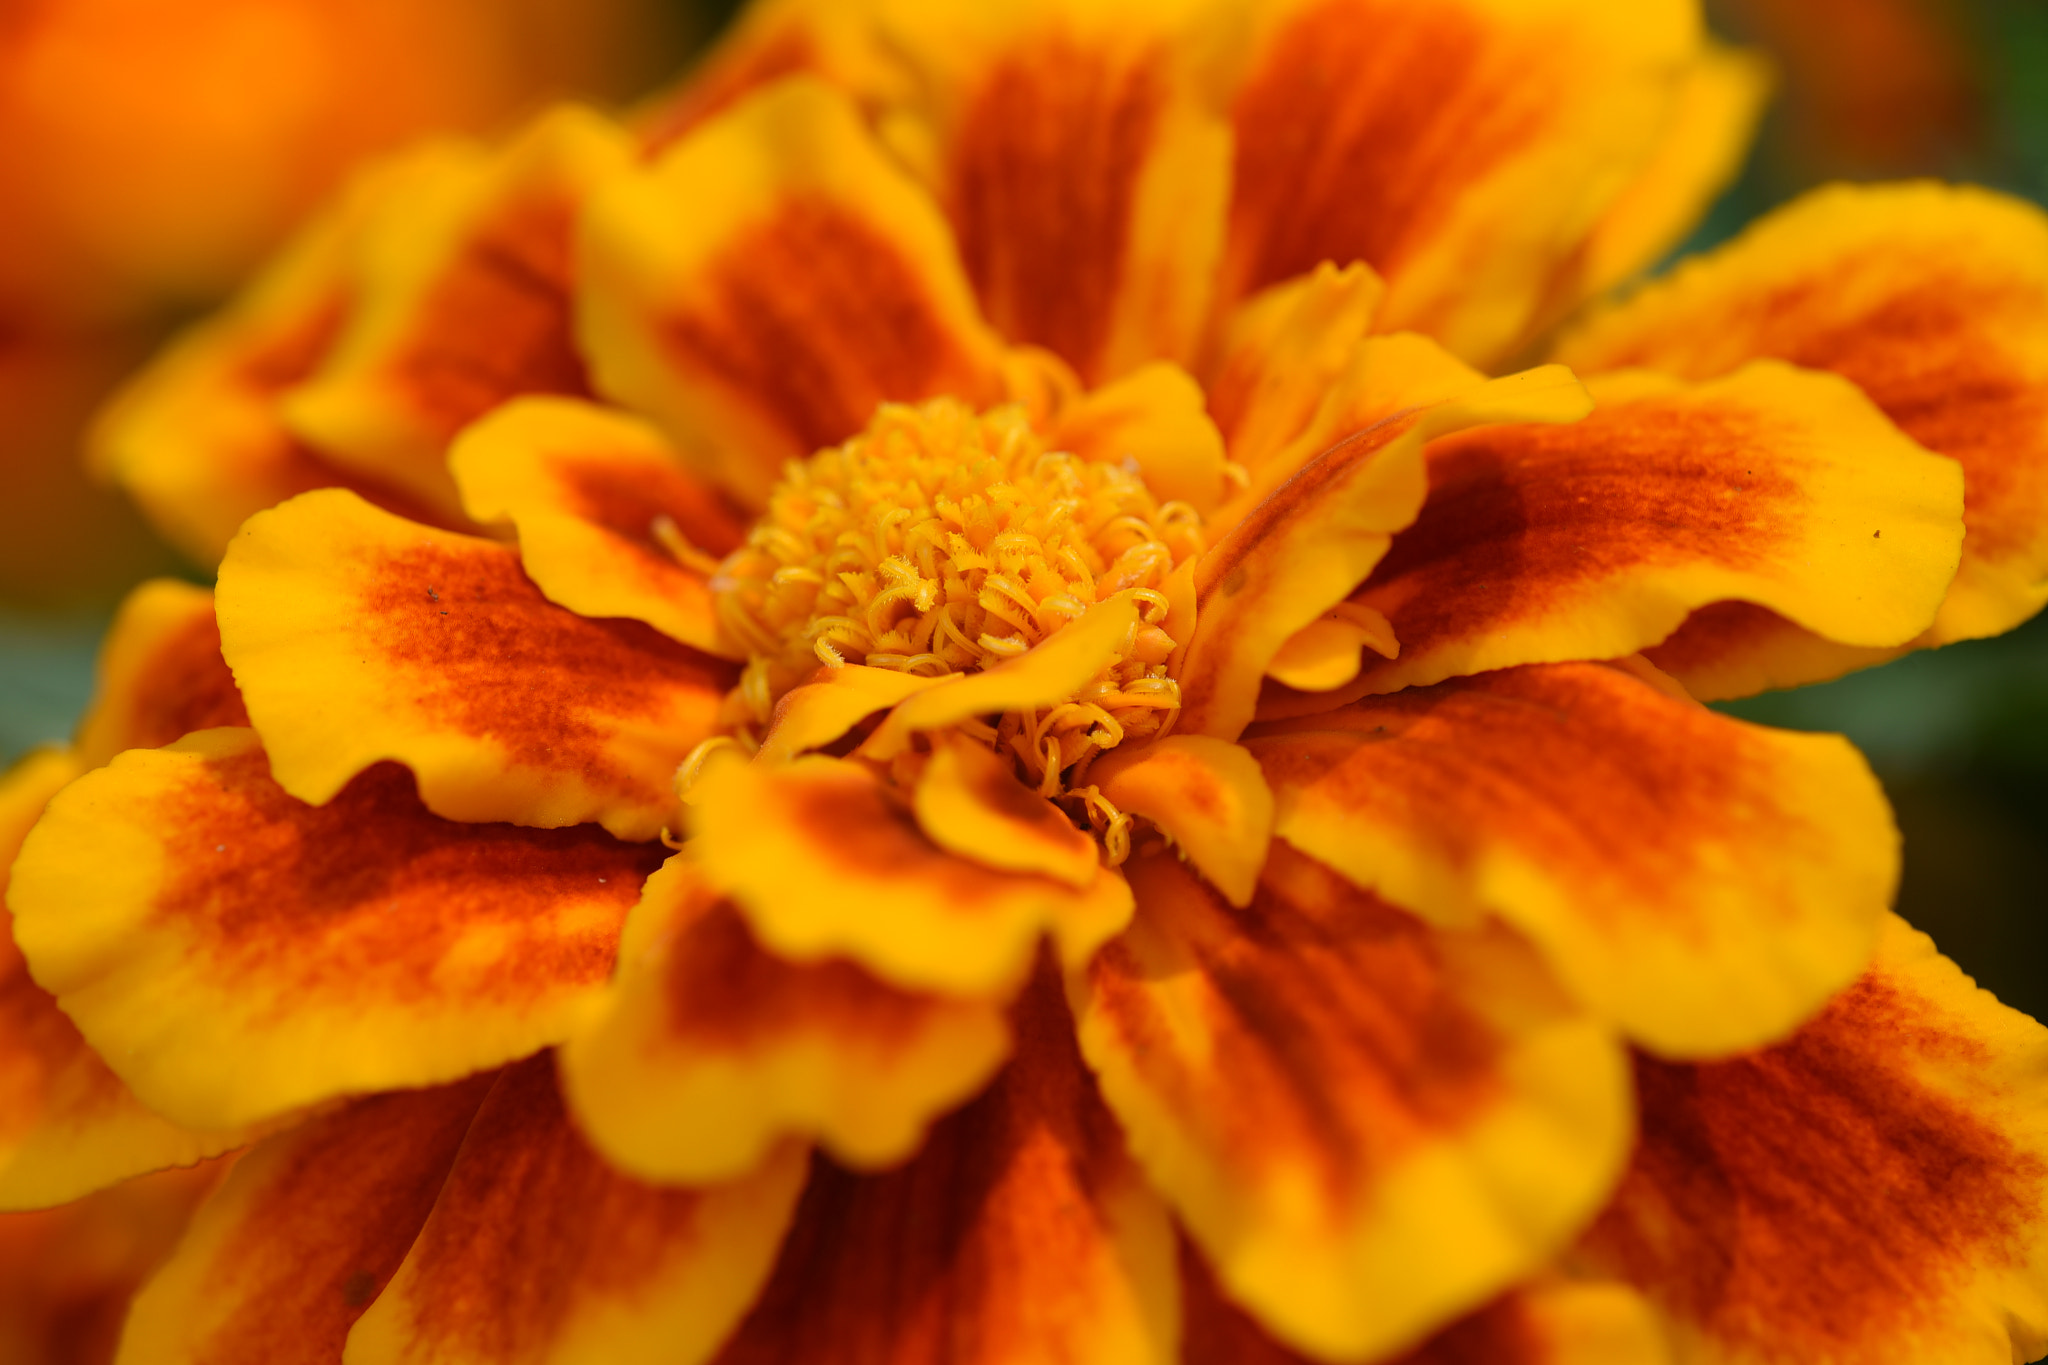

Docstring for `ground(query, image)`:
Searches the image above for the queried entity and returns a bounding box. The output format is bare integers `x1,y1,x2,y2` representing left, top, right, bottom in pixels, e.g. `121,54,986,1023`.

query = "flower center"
714,398,1202,790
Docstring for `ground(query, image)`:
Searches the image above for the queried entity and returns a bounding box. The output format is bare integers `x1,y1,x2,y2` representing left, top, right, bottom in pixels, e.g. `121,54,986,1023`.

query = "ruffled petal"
86,152,454,564
1180,1241,1673,1365
1580,913,2048,1365
1089,735,1274,908
1073,842,1630,1362
217,489,732,840
0,749,245,1210
346,1055,809,1365
9,729,663,1130
449,396,747,658
755,665,947,764
1178,358,1592,742
877,0,1230,383
580,77,1009,508
281,107,633,522
690,754,1132,996
1244,663,1897,1058
1557,184,2048,692
1050,361,1231,515
1223,0,1701,364
116,1076,496,1365
711,969,1180,1365
73,579,247,767
914,734,1103,889
561,857,1010,1183
1319,362,1964,700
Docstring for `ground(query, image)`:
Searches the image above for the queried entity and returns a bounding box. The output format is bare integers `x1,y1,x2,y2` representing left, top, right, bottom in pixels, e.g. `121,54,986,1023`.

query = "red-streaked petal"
879,0,1230,384
0,749,245,1211
711,967,1180,1365
1180,1241,1674,1365
449,396,748,658
281,107,632,523
563,857,1011,1183
1558,183,2048,690
73,579,247,767
1089,735,1274,908
115,1077,494,1365
580,77,1009,508
346,1054,808,1365
1074,843,1630,1361
217,489,732,840
1178,360,1592,742
1321,362,1963,700
1581,913,2048,1365
86,152,454,565
1223,0,1700,364
1244,663,1898,1058
9,729,662,1131
690,754,1132,996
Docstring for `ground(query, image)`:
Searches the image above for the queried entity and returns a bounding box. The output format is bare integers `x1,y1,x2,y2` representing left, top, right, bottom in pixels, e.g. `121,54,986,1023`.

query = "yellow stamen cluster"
715,399,1202,790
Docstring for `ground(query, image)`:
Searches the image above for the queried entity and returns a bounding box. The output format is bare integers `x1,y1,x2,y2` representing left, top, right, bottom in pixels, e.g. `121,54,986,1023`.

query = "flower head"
8,1,2048,1363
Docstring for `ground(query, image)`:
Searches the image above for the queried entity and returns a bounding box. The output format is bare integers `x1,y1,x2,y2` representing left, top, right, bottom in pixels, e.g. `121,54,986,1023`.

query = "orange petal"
0,748,245,1211
878,0,1230,384
1089,735,1274,908
580,77,1009,508
1050,361,1231,515
281,107,633,523
1581,913,2048,1364
1245,662,1898,1057
1073,843,1630,1362
1177,359,1592,742
561,857,1011,1183
346,1054,809,1365
217,489,732,840
1180,1242,1673,1365
73,579,247,767
754,665,948,764
86,151,454,565
116,1076,495,1365
1223,0,1701,364
712,967,1180,1365
690,754,1132,996
914,734,1102,888
1558,184,2048,686
9,729,663,1130
449,396,748,658
1324,362,1964,700
1202,262,1385,481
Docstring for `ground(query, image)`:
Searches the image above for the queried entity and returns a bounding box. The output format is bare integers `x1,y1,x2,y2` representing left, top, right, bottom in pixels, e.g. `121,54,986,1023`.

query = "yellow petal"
73,579,246,767
914,734,1103,888
755,664,949,764
1264,603,1399,695
560,857,1010,1183
1051,361,1231,515
1089,735,1274,908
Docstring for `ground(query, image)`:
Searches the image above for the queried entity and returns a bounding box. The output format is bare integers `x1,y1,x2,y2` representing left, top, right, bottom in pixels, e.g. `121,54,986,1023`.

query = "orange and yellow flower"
7,1,2048,1362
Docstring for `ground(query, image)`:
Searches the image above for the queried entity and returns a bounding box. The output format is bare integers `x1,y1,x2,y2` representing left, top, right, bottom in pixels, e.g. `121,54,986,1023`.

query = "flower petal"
1223,0,1700,364
0,748,244,1211
1180,1241,1674,1365
217,489,731,840
755,665,949,764
1089,735,1274,909
1263,603,1400,695
115,1077,495,1365
281,107,633,522
1051,361,1231,515
561,857,1011,1183
711,968,1180,1365
690,754,1132,996
1177,359,1592,742
73,579,247,767
9,729,663,1130
1580,913,2048,1365
86,152,453,565
449,396,748,658
1073,842,1630,1362
346,1054,809,1365
1244,662,1897,1057
914,734,1103,888
1319,362,1964,700
877,0,1229,383
1557,183,2048,691
580,77,1009,508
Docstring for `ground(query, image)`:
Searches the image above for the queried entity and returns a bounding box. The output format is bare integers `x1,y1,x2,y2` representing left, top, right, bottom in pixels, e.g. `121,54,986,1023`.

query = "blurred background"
0,0,2042,1018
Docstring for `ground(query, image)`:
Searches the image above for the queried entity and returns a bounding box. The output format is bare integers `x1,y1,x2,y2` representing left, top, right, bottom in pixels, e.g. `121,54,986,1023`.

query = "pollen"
714,398,1202,791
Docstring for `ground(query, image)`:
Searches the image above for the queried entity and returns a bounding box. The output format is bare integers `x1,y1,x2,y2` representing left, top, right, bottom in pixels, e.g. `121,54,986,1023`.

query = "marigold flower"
6,1,2048,1363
